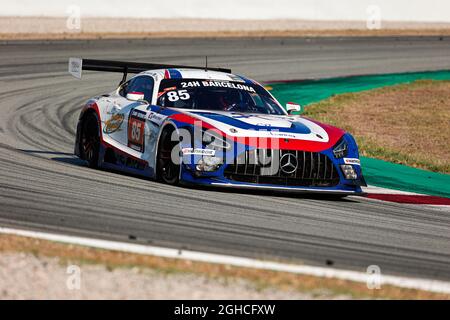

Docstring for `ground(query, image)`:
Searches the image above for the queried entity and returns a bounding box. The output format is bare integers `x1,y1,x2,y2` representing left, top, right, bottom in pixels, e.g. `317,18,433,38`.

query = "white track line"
1,226,450,294
363,185,421,195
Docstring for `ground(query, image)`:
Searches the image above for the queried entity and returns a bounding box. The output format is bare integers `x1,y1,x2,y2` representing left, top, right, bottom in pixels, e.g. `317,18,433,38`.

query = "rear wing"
68,58,232,84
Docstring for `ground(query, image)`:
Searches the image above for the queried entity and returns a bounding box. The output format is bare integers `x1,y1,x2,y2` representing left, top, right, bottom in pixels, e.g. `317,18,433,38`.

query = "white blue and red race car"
69,58,366,196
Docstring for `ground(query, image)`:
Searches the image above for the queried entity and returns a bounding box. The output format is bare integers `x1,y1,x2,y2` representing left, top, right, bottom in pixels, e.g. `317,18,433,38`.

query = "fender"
76,101,147,167
153,120,182,180
74,101,101,158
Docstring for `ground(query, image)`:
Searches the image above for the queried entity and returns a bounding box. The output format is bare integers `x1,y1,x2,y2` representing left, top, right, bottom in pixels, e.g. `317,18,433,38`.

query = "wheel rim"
82,117,99,163
83,138,94,161
158,128,181,184
159,146,179,184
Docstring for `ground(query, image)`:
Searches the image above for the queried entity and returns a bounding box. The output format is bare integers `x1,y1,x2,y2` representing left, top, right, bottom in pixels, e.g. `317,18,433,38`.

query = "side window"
118,81,130,97
123,76,154,103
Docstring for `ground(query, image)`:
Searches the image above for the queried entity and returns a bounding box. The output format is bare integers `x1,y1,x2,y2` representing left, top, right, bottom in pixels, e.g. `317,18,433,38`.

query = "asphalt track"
1,37,450,281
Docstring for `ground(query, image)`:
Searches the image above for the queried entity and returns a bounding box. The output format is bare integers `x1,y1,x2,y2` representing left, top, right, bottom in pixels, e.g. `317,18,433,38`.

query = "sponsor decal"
179,81,256,93
157,86,177,98
182,148,216,156
103,113,124,134
128,109,146,153
269,132,297,138
147,111,167,126
180,81,201,88
344,158,361,165
130,109,147,120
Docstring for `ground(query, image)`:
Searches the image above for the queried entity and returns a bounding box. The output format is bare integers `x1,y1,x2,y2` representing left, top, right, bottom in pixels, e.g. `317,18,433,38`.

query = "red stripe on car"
169,113,344,152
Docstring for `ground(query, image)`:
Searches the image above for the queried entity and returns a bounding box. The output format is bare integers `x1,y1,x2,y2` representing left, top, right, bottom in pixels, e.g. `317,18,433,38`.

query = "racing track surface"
1,37,450,281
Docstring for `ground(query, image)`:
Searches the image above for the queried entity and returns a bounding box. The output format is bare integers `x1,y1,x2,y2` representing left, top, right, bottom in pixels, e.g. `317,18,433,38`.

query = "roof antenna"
205,56,208,71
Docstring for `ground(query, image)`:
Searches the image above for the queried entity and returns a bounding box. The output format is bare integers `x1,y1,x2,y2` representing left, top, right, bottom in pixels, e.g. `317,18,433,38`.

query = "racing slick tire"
80,112,100,168
157,127,181,185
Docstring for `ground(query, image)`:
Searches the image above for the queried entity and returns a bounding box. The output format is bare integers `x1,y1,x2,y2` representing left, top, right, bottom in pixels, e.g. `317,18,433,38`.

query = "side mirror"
126,92,145,102
286,102,302,114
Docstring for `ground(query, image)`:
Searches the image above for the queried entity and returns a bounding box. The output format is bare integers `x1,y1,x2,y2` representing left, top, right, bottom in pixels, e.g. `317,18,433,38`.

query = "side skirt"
98,143,155,179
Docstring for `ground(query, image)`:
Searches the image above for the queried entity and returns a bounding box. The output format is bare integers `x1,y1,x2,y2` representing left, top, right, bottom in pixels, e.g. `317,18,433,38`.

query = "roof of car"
141,68,254,84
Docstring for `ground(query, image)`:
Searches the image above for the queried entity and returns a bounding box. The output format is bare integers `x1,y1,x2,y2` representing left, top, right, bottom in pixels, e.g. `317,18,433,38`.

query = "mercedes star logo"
280,153,298,174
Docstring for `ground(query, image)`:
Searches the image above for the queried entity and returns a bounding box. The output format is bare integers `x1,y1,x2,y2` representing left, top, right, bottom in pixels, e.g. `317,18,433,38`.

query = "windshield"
157,79,286,115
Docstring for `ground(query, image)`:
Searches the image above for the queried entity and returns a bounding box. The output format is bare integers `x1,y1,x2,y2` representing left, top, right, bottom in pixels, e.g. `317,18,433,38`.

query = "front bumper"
180,177,366,195
180,166,365,195
179,132,365,195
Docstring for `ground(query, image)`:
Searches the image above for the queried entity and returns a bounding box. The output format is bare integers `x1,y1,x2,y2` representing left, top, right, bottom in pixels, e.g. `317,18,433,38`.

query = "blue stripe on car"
168,69,182,79
236,75,254,85
189,111,311,134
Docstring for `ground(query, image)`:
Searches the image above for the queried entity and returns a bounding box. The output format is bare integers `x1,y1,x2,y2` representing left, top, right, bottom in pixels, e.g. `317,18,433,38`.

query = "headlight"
340,165,357,180
203,130,230,151
333,138,348,158
196,156,222,172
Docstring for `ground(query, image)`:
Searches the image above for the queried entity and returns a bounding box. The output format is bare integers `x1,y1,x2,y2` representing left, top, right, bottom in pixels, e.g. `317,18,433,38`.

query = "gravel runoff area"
0,252,348,300
1,233,447,300
1,17,450,39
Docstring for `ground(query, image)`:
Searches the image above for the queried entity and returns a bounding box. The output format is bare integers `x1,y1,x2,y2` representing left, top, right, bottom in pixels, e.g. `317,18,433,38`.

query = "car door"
123,75,154,154
103,75,154,152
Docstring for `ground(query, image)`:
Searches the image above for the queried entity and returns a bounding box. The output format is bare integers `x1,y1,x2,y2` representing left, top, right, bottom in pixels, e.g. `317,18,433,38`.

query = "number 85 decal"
167,90,190,102
131,121,142,141
128,112,146,153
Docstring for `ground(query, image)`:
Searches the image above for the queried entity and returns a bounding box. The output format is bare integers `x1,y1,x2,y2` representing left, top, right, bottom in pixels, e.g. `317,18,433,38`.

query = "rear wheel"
157,128,180,185
81,113,100,168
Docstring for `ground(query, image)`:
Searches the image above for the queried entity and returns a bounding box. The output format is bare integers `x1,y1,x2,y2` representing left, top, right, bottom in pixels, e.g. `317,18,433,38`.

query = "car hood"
171,109,345,151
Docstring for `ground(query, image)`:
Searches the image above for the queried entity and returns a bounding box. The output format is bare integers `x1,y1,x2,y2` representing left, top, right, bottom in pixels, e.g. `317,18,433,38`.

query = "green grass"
303,80,450,174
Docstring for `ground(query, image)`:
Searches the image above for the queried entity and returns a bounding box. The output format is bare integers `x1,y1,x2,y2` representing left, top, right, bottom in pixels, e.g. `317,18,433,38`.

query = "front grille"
223,149,340,187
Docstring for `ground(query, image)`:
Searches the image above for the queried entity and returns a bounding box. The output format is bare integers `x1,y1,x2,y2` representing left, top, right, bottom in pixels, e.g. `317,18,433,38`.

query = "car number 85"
167,90,190,102
131,121,142,140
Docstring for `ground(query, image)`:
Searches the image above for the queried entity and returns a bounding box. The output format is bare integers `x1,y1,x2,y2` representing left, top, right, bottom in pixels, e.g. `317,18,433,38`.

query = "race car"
69,58,366,195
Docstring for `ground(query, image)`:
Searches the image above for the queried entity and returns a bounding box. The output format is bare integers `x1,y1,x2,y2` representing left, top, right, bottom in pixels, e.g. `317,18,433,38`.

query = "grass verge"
0,233,448,299
304,80,450,174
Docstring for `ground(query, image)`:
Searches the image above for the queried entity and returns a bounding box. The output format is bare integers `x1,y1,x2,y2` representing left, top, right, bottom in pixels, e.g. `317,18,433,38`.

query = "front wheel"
81,113,100,168
157,128,180,185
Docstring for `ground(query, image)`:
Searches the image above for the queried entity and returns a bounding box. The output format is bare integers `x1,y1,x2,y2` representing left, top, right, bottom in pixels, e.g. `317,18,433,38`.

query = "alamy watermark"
170,121,282,176
66,5,81,32
66,265,81,290
366,5,382,30
366,265,382,290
